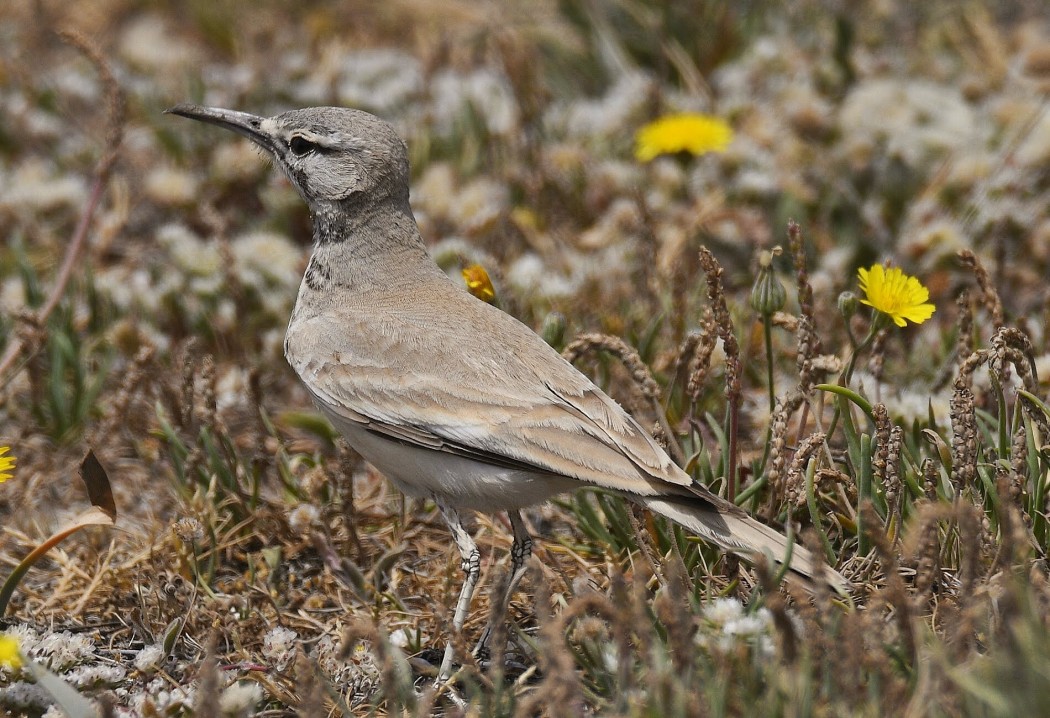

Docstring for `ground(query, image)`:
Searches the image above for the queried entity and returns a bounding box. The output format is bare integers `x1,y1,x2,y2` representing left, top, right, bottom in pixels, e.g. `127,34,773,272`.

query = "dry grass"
2,0,1050,715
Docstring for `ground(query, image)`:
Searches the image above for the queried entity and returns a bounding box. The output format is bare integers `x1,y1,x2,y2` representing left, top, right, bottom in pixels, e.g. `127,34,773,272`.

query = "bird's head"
166,104,410,212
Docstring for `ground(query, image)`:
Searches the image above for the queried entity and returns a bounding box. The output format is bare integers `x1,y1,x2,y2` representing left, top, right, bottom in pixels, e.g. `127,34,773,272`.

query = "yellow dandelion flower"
857,264,936,328
634,113,733,162
0,633,22,669
0,446,14,483
462,264,497,304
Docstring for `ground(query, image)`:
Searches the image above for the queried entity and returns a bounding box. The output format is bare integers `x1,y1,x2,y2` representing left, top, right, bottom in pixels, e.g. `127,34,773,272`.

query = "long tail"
640,496,849,595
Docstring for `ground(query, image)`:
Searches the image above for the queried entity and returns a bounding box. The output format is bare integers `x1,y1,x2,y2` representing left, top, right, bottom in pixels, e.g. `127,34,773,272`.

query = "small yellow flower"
634,113,733,161
0,633,22,669
0,446,14,483
462,264,496,304
857,264,936,328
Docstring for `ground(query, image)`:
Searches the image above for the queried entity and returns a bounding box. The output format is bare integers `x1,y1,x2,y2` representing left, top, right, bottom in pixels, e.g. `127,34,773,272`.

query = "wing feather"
291,302,690,496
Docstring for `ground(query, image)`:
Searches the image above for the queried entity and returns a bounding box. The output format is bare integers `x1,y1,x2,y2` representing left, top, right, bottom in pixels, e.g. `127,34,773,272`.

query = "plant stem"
727,394,739,503
826,312,887,438
755,316,777,479
763,316,776,414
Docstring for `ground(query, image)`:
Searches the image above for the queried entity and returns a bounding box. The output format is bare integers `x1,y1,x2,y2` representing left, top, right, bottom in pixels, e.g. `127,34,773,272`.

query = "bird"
167,103,848,683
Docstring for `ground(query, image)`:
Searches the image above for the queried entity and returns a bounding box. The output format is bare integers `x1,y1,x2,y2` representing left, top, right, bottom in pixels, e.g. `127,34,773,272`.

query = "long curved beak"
165,104,277,153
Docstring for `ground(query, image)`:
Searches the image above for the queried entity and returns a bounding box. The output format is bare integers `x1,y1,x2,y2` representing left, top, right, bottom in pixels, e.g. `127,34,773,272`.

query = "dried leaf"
80,450,116,519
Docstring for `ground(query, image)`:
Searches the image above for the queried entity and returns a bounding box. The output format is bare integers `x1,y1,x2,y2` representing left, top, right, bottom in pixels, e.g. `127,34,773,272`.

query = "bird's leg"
474,510,533,662
436,499,481,684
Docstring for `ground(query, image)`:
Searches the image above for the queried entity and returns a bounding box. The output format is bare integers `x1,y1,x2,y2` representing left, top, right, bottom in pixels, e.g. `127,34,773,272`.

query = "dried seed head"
173,516,205,544
765,390,806,515
785,431,826,509
686,314,718,404
809,354,843,374
921,456,940,501
787,220,823,358
195,354,217,425
698,247,741,400
991,326,1037,391
796,314,819,394
562,332,661,401
871,404,901,527
955,290,974,367
754,556,798,662
902,501,947,607
884,425,904,529
949,380,978,493
771,311,799,332
958,249,1004,329
1010,425,1028,484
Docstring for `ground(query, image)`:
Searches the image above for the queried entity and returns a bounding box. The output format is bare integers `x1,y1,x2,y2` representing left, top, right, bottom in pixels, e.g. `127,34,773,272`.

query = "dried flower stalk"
787,220,822,357
685,312,719,405
949,378,978,495
786,431,826,509
958,249,1004,329
698,247,742,500
766,390,806,515
955,290,974,371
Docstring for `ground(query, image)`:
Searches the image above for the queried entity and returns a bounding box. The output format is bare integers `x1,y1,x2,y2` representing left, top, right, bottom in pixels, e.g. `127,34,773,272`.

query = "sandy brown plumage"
168,103,848,683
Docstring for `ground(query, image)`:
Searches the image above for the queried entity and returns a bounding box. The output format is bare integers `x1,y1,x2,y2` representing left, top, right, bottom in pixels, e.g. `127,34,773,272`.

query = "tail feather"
641,497,849,595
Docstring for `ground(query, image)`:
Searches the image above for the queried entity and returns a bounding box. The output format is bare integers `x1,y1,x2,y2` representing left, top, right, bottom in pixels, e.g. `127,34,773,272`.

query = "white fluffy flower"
315,635,380,705
337,49,423,114
1034,353,1050,385
506,253,577,300
33,630,96,671
0,681,51,712
231,232,302,293
134,644,166,673
703,597,745,626
157,224,221,278
130,681,196,714
722,608,775,656
387,628,416,649
287,504,321,535
699,599,777,656
65,663,127,687
412,163,458,219
552,73,652,140
219,681,264,716
723,608,772,638
119,14,199,71
447,178,508,233
0,160,87,214
1014,108,1050,167
430,68,518,136
145,166,199,206
839,79,981,170
261,626,298,671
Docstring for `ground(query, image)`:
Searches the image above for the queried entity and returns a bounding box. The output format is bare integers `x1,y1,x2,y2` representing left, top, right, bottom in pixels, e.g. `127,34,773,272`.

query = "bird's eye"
289,136,317,156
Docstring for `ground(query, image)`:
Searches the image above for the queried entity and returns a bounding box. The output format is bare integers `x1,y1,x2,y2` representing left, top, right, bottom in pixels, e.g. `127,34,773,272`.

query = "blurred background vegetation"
1,0,1050,715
